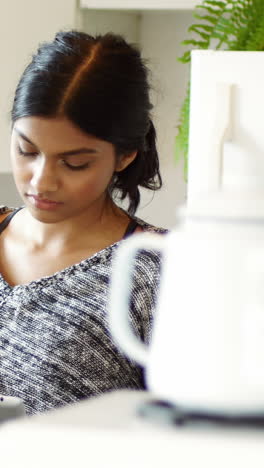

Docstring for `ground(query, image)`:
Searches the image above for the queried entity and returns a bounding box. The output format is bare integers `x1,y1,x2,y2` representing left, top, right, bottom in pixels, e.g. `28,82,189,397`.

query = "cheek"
68,163,116,199
73,179,98,198
66,174,110,201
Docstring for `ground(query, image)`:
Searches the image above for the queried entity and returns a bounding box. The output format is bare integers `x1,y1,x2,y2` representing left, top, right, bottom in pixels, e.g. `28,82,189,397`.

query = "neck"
20,197,127,252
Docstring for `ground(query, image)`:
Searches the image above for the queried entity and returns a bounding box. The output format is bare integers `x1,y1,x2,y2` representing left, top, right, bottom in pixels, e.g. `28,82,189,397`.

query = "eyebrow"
14,128,99,156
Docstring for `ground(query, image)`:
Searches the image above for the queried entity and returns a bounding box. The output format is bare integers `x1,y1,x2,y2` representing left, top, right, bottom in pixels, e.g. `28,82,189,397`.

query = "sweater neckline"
0,211,165,294
0,239,120,294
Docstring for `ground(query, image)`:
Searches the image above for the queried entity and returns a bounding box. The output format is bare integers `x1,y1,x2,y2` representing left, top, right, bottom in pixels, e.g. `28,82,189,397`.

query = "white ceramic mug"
109,219,264,413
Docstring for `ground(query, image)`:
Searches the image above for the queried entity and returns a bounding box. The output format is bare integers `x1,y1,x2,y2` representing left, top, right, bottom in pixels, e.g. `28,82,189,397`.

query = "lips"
26,194,63,211
27,194,62,204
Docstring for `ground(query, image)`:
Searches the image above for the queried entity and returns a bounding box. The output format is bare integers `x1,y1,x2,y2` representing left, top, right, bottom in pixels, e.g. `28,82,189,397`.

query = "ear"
115,150,138,172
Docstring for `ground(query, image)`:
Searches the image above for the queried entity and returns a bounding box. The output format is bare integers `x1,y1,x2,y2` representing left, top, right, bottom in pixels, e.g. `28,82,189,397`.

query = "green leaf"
181,39,209,47
195,5,226,16
175,82,190,180
189,23,214,33
193,14,219,25
188,30,211,41
202,0,226,7
178,51,191,63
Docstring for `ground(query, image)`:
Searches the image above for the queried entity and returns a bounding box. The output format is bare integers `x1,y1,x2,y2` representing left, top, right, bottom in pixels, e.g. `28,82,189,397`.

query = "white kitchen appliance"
109,50,264,414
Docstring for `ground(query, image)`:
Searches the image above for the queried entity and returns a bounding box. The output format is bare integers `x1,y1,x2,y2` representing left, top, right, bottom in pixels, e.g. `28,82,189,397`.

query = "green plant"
176,0,264,180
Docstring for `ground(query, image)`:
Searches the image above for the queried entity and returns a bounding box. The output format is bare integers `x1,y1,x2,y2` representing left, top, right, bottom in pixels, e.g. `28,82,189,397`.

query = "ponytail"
112,120,162,215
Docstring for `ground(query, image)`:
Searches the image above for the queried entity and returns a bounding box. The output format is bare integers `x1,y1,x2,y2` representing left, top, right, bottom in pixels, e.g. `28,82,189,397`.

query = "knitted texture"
0,206,167,415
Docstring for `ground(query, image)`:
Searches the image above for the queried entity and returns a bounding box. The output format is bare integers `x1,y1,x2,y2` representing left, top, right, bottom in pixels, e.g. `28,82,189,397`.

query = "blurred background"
0,0,196,228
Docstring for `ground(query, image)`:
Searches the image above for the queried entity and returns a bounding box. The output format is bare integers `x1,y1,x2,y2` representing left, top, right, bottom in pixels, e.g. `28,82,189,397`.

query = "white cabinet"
80,0,197,9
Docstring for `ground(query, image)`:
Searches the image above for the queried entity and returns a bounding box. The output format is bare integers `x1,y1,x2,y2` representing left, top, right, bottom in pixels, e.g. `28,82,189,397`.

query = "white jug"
109,213,264,413
109,50,264,414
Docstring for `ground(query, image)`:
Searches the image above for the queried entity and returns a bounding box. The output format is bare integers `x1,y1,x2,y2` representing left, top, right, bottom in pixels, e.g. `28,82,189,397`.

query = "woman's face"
10,116,135,223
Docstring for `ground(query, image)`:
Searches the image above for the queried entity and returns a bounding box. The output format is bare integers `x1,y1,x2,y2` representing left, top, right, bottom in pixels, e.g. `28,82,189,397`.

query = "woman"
0,30,166,415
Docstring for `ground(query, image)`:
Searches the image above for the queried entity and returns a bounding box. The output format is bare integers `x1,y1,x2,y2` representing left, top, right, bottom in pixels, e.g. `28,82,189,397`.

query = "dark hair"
11,30,162,215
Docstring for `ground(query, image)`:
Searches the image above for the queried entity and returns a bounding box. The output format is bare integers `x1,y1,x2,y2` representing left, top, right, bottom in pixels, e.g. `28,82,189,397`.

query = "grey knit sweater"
0,206,166,415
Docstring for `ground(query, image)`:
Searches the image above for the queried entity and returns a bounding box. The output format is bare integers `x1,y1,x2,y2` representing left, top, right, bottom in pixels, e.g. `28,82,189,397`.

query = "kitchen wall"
139,11,191,227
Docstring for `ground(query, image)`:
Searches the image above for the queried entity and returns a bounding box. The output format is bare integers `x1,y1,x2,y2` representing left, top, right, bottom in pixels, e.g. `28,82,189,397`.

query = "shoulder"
132,215,169,235
122,215,169,281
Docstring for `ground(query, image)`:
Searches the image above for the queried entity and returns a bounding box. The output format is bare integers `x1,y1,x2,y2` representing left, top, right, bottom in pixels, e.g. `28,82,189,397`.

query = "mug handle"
108,232,166,367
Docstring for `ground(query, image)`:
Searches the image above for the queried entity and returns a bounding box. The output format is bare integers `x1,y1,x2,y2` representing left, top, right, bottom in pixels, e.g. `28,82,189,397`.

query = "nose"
30,157,59,193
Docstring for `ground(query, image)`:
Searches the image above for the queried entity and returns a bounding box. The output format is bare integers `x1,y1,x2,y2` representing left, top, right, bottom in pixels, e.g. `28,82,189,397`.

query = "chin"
27,207,66,224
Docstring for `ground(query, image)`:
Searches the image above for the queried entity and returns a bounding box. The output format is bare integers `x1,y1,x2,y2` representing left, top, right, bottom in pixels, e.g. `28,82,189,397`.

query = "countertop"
1,390,264,467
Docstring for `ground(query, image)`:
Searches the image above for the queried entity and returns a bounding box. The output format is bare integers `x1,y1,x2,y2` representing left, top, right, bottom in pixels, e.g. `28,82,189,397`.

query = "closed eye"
62,160,90,171
17,145,38,157
17,145,91,170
